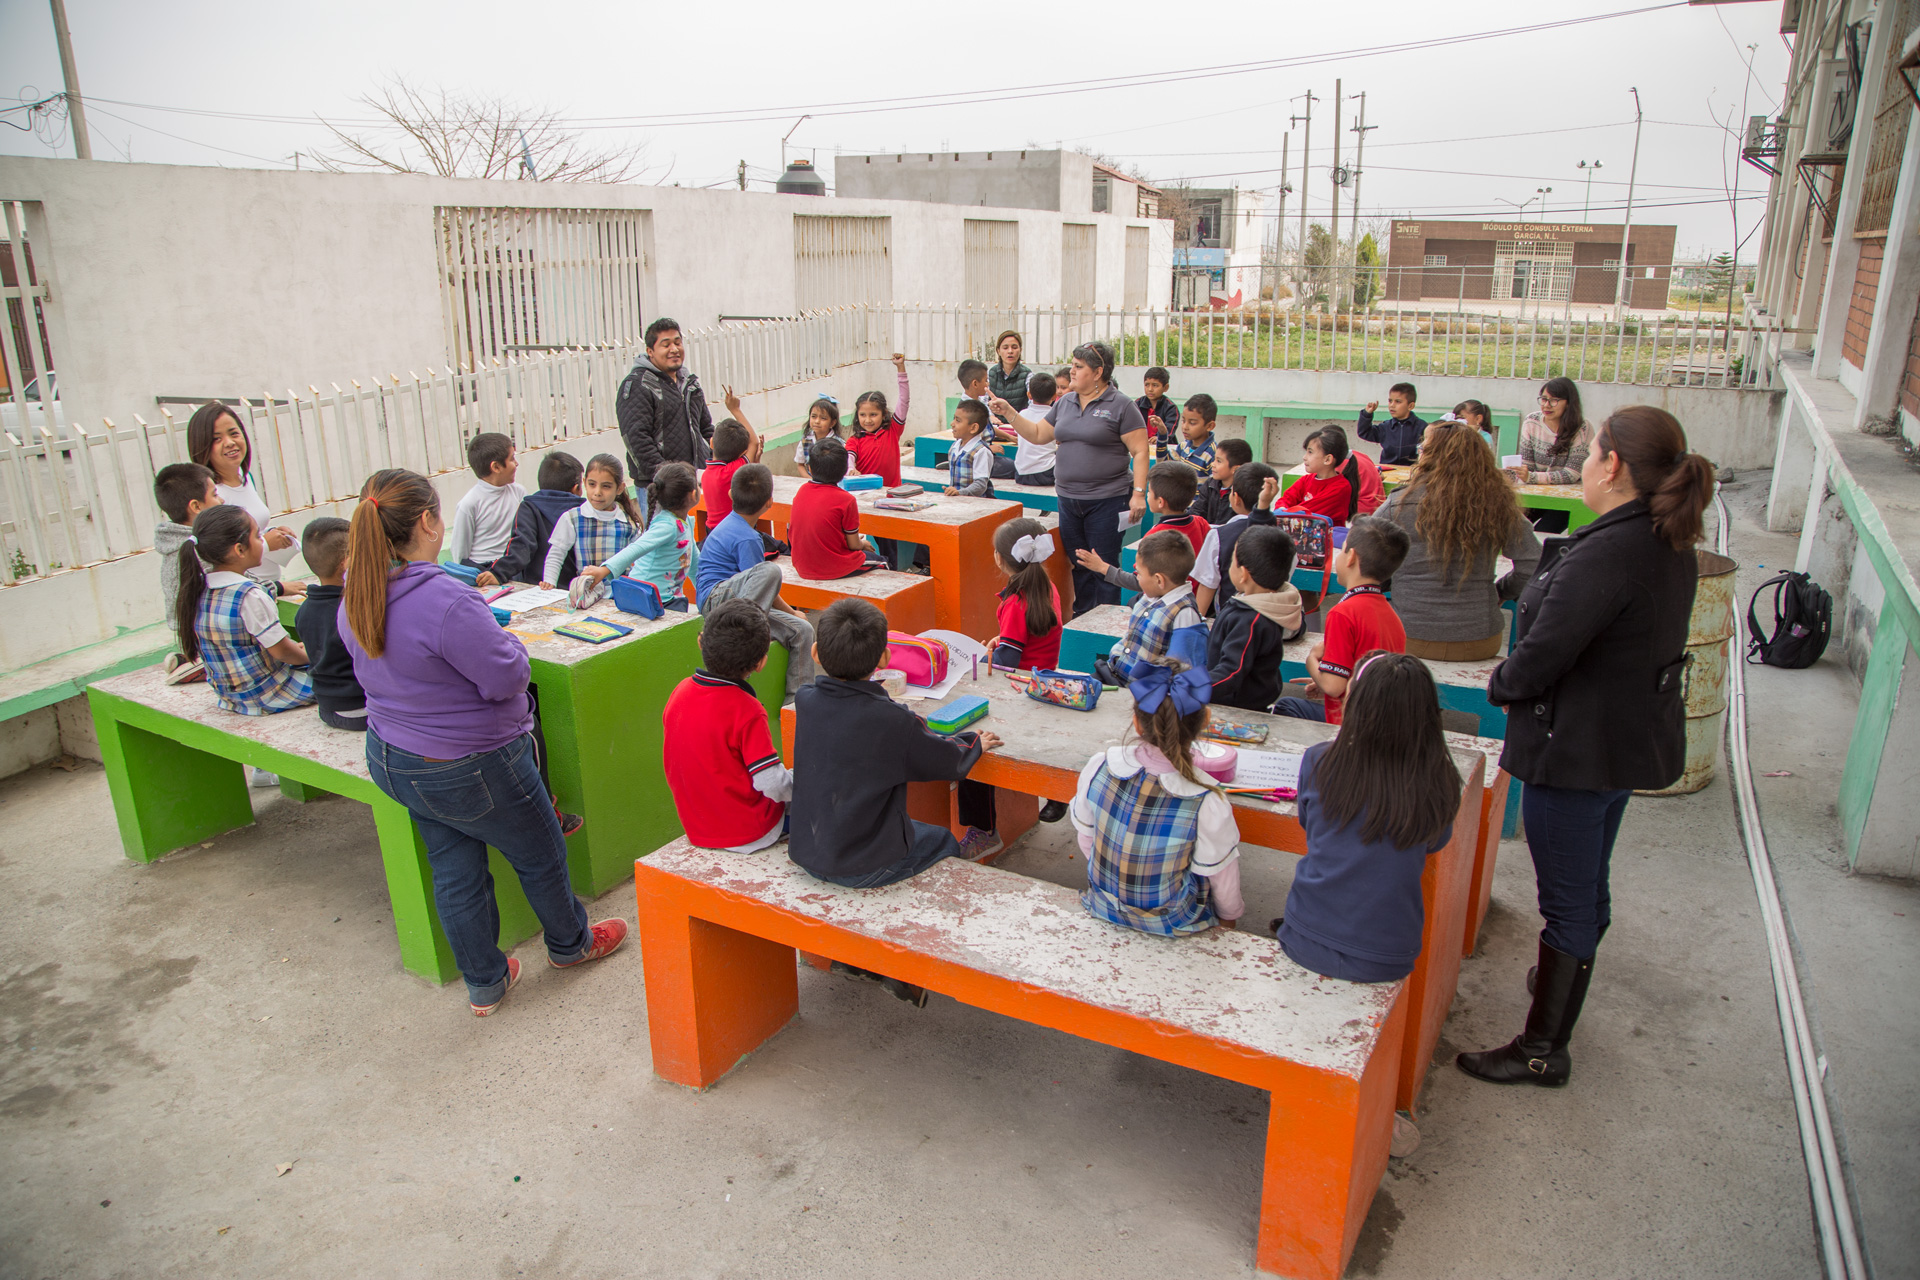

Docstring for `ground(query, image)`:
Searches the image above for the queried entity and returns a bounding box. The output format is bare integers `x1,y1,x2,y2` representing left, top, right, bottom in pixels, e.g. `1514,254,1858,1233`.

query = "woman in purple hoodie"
340,469,627,1016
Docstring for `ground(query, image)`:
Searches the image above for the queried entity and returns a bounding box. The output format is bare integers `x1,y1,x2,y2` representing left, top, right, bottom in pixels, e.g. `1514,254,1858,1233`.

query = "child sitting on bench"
1080,529,1203,688
539,453,642,605
789,437,888,580
1072,626,1242,935
174,504,314,716
1273,516,1409,724
988,517,1063,672
1273,652,1458,983
294,516,366,731
1207,526,1305,713
696,464,816,697
584,462,698,611
153,461,222,681
789,598,1006,884
662,599,791,852
1194,437,1252,526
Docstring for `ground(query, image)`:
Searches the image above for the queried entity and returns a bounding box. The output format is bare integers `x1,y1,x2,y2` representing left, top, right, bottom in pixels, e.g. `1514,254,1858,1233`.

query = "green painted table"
1513,482,1597,529
87,665,540,985
280,594,788,898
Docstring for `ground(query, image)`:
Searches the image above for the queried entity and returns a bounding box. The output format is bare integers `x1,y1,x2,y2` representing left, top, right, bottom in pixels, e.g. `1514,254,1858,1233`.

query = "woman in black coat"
1457,405,1715,1088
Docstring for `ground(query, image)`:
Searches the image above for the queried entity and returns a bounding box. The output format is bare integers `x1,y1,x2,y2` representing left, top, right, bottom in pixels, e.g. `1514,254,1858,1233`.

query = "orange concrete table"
780,672,1484,1113
634,839,1408,1280
696,477,1028,642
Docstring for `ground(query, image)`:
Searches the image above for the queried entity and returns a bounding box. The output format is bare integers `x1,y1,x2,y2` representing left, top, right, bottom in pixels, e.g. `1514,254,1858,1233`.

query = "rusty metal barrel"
1639,548,1738,796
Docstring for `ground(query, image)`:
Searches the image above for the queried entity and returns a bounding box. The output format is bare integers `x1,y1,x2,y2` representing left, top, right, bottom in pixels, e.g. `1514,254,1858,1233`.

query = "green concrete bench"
87,665,540,985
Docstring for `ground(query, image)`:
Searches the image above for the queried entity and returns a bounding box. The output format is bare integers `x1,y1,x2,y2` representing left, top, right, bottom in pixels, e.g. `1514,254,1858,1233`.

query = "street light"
1498,195,1544,219
1577,159,1604,221
1535,187,1553,220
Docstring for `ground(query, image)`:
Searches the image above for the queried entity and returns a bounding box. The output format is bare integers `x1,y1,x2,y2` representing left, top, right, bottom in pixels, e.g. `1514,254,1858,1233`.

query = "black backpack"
1746,571,1832,669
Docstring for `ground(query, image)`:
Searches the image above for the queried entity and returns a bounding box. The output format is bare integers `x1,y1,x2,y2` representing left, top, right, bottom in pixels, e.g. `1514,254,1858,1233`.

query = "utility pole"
1350,91,1375,313
1290,90,1317,306
737,159,747,191
1274,133,1290,304
1330,79,1343,309
1614,87,1643,319
1577,159,1603,221
49,0,91,160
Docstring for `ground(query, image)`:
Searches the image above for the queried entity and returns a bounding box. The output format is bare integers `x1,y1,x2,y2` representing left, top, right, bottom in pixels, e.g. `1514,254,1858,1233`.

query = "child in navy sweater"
1206,526,1304,712
293,517,366,731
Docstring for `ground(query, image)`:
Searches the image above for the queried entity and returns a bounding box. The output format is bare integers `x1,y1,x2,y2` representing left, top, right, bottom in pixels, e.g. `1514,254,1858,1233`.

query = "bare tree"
316,79,650,183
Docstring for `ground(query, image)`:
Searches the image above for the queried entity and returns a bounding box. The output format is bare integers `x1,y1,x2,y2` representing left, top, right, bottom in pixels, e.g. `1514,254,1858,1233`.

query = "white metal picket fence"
0,302,1790,586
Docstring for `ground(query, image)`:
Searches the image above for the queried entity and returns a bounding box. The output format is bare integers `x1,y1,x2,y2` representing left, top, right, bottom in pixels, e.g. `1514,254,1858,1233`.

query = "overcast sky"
1,0,1790,259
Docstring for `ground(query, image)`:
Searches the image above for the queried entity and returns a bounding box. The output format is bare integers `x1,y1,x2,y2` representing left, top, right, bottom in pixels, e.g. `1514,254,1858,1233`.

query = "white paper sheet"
489,587,569,614
262,539,302,569
1230,749,1304,792
1501,454,1524,469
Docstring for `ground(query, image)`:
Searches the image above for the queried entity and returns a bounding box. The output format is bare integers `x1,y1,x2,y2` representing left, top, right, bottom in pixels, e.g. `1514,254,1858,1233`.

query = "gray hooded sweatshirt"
154,521,193,639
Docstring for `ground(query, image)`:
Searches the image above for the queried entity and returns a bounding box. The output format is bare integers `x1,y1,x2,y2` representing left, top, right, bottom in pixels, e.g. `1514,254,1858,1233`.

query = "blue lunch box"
925,694,989,735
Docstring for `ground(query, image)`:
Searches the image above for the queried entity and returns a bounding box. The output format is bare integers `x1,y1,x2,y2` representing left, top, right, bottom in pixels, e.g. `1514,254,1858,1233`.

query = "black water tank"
776,159,827,196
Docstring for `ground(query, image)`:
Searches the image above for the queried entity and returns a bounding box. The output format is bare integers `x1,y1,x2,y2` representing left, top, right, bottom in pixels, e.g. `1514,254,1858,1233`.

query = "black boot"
1529,921,1606,994
1038,799,1070,823
1457,936,1594,1087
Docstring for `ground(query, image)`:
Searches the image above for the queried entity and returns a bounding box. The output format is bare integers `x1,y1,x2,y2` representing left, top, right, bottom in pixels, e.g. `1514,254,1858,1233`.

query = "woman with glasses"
1509,377,1592,533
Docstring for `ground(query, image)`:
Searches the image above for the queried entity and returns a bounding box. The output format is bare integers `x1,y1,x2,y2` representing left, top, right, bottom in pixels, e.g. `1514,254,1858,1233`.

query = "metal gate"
1495,239,1574,303
1061,223,1097,309
794,215,893,313
434,207,649,372
964,218,1020,353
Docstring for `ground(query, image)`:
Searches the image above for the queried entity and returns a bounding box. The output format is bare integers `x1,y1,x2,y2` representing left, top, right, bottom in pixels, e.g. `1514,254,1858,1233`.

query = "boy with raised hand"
695,463,816,697
790,598,1004,894
1083,529,1205,687
1207,525,1306,713
1357,381,1427,468
498,451,584,586
1271,515,1410,724
662,599,792,854
452,432,525,588
1192,462,1280,617
1193,436,1252,526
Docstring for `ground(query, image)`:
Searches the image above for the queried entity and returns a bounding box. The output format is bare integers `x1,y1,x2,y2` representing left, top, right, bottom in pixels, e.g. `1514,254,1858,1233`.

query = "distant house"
1383,219,1675,310
1165,186,1276,310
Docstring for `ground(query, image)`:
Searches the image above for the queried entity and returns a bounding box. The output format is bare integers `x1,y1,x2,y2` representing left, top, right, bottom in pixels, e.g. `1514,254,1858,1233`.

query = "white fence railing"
0,302,1791,587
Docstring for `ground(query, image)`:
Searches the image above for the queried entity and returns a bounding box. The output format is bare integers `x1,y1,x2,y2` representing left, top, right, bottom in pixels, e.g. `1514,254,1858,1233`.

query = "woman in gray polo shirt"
988,341,1151,615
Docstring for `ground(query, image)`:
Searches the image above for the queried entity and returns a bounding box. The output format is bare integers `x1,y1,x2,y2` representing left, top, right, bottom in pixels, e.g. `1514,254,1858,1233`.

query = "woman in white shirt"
188,401,301,595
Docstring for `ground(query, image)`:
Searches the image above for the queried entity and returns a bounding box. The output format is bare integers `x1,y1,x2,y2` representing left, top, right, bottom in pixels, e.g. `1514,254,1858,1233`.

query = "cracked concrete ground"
0,474,1913,1279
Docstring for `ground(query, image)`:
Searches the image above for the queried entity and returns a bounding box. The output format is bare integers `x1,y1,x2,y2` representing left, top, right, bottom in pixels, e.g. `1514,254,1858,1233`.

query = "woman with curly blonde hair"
1373,421,1542,660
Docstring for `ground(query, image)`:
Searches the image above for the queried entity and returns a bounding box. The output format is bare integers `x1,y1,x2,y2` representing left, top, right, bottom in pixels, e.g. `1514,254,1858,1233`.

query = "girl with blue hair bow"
1069,626,1244,935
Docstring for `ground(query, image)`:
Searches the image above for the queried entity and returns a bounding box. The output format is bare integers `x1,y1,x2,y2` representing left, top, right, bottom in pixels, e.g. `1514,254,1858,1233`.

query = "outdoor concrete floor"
1,475,1914,1279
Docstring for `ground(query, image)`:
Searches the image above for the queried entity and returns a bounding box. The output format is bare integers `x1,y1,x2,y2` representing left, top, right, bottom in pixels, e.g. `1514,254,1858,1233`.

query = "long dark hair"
993,516,1058,638
1307,426,1362,521
647,461,700,522
1312,652,1458,849
174,504,257,663
187,401,251,484
344,469,440,660
852,388,893,435
586,453,643,526
1595,406,1716,549
1540,377,1586,454
806,398,842,440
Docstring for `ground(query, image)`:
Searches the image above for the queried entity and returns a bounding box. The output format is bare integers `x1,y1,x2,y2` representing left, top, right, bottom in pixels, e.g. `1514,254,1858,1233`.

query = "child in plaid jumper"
1071,627,1242,935
541,454,642,602
174,504,314,717
1079,529,1203,687
943,401,997,498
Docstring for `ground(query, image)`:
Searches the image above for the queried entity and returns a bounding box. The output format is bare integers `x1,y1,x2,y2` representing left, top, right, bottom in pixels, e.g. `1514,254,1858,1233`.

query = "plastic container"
925,695,989,735
840,474,884,492
1192,740,1238,785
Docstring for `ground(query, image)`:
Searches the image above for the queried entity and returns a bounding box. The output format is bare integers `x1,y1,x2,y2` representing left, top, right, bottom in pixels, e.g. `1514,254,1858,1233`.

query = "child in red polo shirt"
662,599,790,851
846,353,911,486
1279,426,1364,527
701,417,761,529
1272,516,1410,725
1143,460,1209,558
789,437,887,580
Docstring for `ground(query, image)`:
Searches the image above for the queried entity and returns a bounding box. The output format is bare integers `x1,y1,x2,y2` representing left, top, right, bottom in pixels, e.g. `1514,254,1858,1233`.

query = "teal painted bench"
88,665,540,985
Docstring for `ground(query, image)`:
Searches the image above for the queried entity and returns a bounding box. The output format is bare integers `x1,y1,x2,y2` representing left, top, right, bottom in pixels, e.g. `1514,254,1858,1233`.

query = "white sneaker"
162,654,206,685
250,769,280,789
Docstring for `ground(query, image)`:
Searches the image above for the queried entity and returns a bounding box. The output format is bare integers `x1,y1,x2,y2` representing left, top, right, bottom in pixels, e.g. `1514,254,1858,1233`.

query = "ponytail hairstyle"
1594,406,1715,549
1452,399,1494,441
852,388,892,434
344,469,440,660
1313,652,1458,849
806,397,843,441
586,453,643,526
174,504,258,663
1540,376,1586,454
648,461,701,522
993,516,1058,637
1308,426,1362,521
1129,655,1210,785
186,401,252,485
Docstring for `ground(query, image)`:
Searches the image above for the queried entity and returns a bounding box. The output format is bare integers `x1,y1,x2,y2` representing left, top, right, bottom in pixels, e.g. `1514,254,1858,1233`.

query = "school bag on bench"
1746,571,1831,669
884,631,950,688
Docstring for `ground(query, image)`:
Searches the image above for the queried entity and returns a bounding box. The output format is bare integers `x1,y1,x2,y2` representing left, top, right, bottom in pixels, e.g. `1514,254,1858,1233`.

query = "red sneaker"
470,956,521,1017
550,919,628,969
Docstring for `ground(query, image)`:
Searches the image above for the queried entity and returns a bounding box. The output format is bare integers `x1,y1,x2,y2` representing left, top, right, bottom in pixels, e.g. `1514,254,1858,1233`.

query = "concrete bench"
775,558,937,632
87,665,541,985
1058,603,1133,675
634,838,1407,1280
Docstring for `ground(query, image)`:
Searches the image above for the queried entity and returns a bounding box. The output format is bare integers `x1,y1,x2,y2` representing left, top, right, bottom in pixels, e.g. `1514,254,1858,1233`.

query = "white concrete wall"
833,150,1095,213
0,156,1170,447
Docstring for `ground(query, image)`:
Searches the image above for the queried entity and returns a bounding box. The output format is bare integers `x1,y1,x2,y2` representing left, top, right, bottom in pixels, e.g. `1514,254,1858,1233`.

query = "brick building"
1383,219,1676,309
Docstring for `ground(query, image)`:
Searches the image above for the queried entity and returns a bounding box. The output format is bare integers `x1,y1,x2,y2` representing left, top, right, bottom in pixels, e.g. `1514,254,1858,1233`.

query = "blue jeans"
1270,697,1327,722
1059,493,1130,617
810,820,959,888
1522,783,1631,958
366,728,592,1003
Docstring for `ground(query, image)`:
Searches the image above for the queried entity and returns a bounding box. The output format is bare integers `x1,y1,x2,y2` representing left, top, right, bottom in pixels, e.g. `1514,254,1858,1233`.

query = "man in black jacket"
789,600,1002,888
619,317,715,487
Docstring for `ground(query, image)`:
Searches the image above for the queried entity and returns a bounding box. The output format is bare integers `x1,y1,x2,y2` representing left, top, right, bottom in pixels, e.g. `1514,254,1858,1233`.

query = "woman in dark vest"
1458,405,1714,1088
